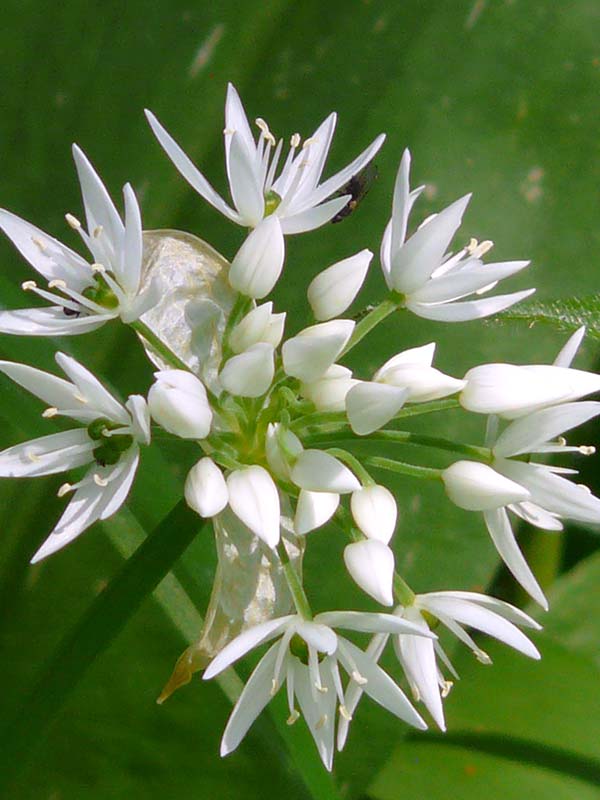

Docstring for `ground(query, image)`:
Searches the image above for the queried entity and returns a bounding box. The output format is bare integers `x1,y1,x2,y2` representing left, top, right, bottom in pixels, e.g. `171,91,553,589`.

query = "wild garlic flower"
338,591,540,748
203,611,432,770
380,149,534,321
0,146,157,336
146,83,385,234
0,353,150,562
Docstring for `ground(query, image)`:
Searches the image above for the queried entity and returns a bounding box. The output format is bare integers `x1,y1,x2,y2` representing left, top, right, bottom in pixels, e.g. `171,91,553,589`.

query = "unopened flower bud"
291,449,360,494
148,369,212,439
344,540,395,606
301,364,359,412
351,485,397,543
227,465,281,548
282,319,355,383
374,343,465,402
219,343,275,398
442,460,530,511
229,216,285,299
307,249,372,321
265,423,303,481
229,301,286,353
294,489,340,535
346,382,407,435
185,457,228,517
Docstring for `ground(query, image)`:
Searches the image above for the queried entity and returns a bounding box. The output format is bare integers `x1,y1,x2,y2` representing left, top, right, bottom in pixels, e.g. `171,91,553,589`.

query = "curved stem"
130,319,190,371
340,296,402,357
326,447,374,486
276,541,313,620
365,455,442,481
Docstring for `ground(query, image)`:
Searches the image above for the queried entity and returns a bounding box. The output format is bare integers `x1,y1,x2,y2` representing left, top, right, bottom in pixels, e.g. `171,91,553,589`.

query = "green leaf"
500,295,600,340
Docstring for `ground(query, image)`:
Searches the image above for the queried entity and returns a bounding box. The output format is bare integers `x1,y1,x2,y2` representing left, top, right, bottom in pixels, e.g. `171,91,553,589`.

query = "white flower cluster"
0,84,598,771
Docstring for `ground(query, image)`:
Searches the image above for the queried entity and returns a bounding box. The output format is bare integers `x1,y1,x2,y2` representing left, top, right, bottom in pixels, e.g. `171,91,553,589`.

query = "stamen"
290,133,301,148
73,394,88,403
255,117,276,145
466,237,479,254
315,714,328,730
48,279,68,290
32,236,47,253
339,705,352,721
579,445,595,455
557,436,567,446
303,136,317,149
474,648,492,665
93,473,108,487
42,407,59,418
25,449,41,463
409,681,421,702
270,678,279,697
223,127,235,136
441,680,454,698
93,225,103,238
474,239,494,257
351,670,368,686
65,213,82,229
92,263,106,273
286,710,300,725
316,683,328,694
57,482,73,497
22,280,37,291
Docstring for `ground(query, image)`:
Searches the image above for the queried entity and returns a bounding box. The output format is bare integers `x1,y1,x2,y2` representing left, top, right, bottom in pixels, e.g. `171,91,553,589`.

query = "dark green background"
0,1,599,797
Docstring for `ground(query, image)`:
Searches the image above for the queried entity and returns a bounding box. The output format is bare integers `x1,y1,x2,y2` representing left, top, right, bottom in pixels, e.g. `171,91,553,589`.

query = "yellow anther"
475,648,492,665
32,236,47,252
91,263,106,273
286,710,300,726
73,393,88,403
351,670,368,686
315,714,328,730
42,407,59,418
48,279,67,290
339,705,352,721
57,482,72,497
441,680,454,698
22,280,37,291
290,133,301,148
26,449,41,463
93,225,103,238
93,474,109,487
580,445,595,455
65,213,81,229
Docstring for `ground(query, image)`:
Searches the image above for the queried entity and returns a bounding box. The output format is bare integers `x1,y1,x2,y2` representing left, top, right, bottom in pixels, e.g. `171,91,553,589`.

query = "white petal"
229,216,285,299
307,249,372,321
98,447,140,519
145,110,240,222
219,343,274,398
282,319,355,382
390,194,470,295
494,401,600,457
411,261,530,304
395,621,445,730
375,363,465,403
294,489,339,534
229,302,285,353
420,596,540,659
185,457,229,518
55,352,129,424
295,621,338,655
316,611,435,637
338,638,426,729
120,183,143,294
442,460,530,511
125,394,151,445
408,288,535,322
346,382,408,435
281,113,337,210
0,307,110,336
420,591,541,630
220,643,280,756
390,149,411,254
509,500,564,531
294,659,337,771
204,617,293,680
301,365,359,412
498,459,600,524
202,614,295,681
483,508,548,609
374,342,436,375
0,208,92,287
227,131,265,226
0,359,84,417
224,83,257,168
279,196,350,234
344,540,395,606
553,326,586,368
227,465,281,548
351,485,397,544
0,429,93,477
291,450,360,493
72,145,124,257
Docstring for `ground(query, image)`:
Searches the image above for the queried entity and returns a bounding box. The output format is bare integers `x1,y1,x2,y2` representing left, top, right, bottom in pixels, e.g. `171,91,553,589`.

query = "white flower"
219,343,275,397
307,249,372,321
282,320,355,383
294,489,340,535
0,146,157,336
300,364,359,412
203,611,431,770
185,457,228,518
291,449,360,493
148,369,212,439
345,381,408,435
229,301,286,353
460,327,600,418
344,539,395,605
351,485,398,544
442,460,531,512
146,83,385,234
338,591,540,747
226,465,281,548
380,149,534,321
228,216,285,299
0,352,150,562
374,342,466,402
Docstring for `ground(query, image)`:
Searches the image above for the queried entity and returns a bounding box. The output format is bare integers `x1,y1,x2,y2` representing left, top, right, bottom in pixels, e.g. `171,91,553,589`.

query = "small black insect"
62,305,81,318
331,161,378,223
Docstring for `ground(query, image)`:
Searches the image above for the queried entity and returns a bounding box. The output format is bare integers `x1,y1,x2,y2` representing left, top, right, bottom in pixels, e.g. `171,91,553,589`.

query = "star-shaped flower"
0,352,150,562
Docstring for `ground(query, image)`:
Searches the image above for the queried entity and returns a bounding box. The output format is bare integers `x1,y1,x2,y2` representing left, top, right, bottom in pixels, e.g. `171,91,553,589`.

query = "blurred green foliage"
0,0,599,797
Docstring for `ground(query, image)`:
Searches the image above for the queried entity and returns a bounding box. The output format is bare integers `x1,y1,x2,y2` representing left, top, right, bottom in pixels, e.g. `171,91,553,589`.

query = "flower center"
264,190,282,216
82,272,119,310
87,417,133,466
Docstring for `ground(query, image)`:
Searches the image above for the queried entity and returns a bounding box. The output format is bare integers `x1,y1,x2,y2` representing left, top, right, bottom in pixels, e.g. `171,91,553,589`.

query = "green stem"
393,573,415,605
307,429,492,462
290,411,349,433
130,319,190,372
326,447,375,486
276,541,312,620
341,296,401,357
365,455,442,481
